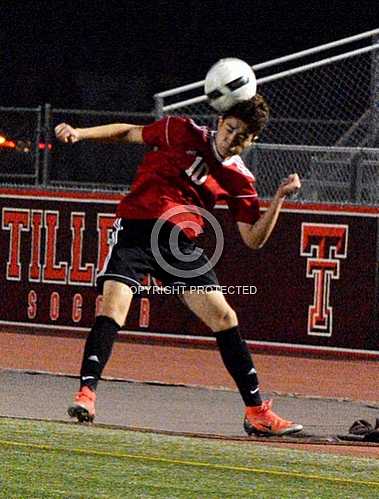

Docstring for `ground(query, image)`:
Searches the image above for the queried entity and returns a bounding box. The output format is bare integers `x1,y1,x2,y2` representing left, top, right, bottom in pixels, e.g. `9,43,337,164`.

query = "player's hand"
54,123,80,144
277,173,301,198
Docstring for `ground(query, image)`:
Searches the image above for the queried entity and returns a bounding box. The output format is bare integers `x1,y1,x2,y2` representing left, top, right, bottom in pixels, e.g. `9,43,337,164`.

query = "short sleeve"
142,117,168,147
227,193,261,224
142,116,195,148
216,158,261,225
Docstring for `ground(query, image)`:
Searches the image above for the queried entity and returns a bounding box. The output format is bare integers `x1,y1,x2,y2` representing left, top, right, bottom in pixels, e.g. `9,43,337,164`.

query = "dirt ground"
0,331,378,458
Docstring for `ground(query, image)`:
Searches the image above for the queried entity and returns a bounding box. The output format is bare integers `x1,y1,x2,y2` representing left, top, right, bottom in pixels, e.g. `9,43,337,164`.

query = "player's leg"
181,289,303,436
181,289,262,406
68,280,133,422
79,280,133,391
68,217,150,422
68,217,159,422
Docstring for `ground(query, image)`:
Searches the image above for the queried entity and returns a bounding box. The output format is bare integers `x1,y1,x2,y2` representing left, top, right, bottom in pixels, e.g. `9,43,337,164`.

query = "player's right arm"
54,122,144,144
55,116,193,148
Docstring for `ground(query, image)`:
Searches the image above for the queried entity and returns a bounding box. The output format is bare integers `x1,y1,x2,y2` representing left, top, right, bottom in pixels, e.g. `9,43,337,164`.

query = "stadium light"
0,134,52,151
38,143,52,150
0,135,16,149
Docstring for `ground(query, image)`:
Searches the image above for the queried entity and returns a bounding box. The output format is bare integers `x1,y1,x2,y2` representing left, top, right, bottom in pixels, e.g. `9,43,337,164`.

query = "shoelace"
259,400,293,425
75,391,92,402
256,400,273,414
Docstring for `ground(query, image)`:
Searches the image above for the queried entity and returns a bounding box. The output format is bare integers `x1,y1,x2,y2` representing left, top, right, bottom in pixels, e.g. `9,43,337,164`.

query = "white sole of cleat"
244,419,303,436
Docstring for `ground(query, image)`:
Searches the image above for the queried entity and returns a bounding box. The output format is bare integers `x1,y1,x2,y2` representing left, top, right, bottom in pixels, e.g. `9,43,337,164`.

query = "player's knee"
101,282,134,326
211,307,238,331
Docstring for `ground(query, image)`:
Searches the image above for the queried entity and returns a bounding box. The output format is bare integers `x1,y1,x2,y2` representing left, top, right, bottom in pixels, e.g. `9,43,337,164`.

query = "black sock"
79,315,120,391
215,326,262,406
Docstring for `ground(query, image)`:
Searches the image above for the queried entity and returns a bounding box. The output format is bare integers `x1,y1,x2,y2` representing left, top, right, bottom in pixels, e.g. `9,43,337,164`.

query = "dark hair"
222,94,270,137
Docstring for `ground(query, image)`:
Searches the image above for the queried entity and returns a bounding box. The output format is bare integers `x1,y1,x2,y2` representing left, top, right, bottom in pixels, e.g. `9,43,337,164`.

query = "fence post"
369,35,379,349
154,95,164,118
41,103,52,186
370,34,379,147
349,150,363,203
34,105,43,185
371,217,379,349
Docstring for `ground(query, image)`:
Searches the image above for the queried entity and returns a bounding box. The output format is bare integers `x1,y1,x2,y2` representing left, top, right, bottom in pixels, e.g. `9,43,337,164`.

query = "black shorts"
96,219,219,293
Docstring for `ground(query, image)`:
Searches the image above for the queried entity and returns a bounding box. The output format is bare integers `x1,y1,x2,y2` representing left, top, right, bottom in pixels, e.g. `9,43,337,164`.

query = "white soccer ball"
204,58,257,112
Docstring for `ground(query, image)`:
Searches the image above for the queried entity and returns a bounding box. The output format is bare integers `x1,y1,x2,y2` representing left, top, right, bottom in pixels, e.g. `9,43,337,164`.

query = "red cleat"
244,400,303,436
68,386,96,423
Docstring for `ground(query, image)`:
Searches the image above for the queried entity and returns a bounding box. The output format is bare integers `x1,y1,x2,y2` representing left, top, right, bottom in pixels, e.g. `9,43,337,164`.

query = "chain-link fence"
0,32,378,205
151,31,379,205
47,108,156,189
247,144,379,204
0,104,378,204
0,106,42,185
156,43,379,148
0,106,157,190
260,48,378,147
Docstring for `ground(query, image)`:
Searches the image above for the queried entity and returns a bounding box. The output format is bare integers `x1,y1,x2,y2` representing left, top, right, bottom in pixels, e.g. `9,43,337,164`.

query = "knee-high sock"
215,325,262,406
79,315,120,391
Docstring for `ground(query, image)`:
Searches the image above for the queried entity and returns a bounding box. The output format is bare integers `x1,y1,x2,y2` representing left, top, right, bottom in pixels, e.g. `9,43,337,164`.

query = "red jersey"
117,116,260,238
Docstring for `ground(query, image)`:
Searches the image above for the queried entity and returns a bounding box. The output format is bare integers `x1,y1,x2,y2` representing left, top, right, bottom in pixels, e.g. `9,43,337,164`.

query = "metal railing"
0,106,42,185
154,28,379,113
0,30,378,206
153,36,379,150
249,144,379,204
0,103,378,205
0,106,157,191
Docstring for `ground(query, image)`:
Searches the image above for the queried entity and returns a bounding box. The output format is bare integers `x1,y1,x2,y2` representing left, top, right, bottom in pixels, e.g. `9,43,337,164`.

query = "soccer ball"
204,58,257,112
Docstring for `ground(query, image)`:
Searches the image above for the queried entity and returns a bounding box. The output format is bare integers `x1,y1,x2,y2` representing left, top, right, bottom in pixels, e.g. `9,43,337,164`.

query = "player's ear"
217,116,224,129
244,134,257,149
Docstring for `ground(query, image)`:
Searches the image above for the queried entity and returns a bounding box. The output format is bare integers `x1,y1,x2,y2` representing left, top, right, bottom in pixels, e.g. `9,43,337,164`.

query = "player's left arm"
238,173,301,249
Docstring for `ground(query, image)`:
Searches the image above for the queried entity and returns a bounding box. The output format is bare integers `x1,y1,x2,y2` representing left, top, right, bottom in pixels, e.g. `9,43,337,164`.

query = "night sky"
0,0,377,112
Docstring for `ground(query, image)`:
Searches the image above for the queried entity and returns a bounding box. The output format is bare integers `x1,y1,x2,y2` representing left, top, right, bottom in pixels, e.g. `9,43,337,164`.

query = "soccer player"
55,95,303,436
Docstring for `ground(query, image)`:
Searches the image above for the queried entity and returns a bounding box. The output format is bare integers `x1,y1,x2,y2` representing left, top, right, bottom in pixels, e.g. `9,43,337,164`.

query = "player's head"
215,95,269,158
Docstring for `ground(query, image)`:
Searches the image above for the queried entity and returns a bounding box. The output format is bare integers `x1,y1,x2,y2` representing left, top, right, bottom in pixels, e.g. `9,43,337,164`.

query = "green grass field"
0,418,378,498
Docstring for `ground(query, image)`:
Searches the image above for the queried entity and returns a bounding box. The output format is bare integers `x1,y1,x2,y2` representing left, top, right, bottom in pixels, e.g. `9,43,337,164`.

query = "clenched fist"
277,173,301,198
54,123,80,144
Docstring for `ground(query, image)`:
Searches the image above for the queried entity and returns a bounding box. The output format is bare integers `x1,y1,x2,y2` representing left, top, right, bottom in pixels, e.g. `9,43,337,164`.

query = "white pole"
155,29,379,98
256,44,379,85
256,143,379,154
162,44,379,112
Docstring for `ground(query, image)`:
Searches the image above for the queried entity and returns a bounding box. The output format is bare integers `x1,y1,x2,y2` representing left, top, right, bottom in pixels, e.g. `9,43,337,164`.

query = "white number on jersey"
185,157,209,185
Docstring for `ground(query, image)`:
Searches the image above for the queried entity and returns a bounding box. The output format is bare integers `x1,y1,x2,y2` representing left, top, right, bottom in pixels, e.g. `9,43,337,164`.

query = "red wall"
0,188,378,351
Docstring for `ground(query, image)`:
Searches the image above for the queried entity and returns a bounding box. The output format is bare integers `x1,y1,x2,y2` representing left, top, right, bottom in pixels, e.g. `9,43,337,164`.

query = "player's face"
215,117,254,158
